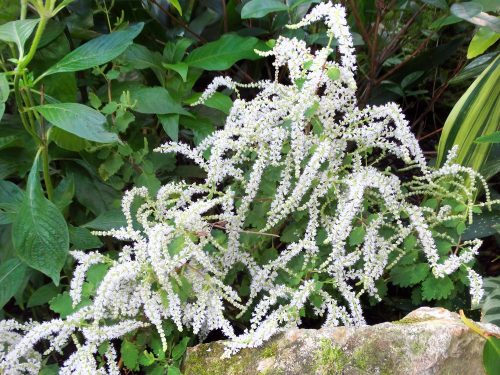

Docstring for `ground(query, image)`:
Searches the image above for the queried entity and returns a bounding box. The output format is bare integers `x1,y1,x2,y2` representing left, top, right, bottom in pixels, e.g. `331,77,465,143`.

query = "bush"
1,2,497,373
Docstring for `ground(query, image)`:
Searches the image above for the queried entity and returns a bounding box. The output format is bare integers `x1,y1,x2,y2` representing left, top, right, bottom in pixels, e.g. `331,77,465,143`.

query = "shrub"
0,2,495,373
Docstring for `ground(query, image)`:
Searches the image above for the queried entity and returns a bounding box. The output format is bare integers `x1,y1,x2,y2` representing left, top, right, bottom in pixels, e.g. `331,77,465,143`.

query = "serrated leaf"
349,226,366,246
0,258,27,309
121,340,139,370
241,0,288,19
422,275,454,301
390,263,430,287
12,156,69,285
36,103,119,143
41,23,144,78
0,18,39,57
185,34,261,71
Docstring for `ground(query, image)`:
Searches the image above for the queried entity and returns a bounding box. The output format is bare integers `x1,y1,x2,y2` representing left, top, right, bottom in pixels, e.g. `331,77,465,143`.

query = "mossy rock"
183,307,500,375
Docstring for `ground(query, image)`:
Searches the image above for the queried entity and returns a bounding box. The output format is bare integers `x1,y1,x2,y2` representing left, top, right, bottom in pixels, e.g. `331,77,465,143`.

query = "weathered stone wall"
183,307,500,375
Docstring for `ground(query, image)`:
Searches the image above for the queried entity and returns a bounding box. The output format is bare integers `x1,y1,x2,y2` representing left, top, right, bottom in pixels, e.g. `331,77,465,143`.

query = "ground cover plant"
0,0,499,374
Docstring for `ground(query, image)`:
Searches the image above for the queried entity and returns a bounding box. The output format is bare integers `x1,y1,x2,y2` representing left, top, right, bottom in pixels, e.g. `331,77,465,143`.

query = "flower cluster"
1,2,494,373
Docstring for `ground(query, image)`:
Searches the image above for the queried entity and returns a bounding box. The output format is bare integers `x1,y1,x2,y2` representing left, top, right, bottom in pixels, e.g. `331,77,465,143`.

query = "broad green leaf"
49,291,90,318
185,92,233,114
390,264,430,287
163,62,188,82
168,366,182,375
241,0,288,19
129,86,191,116
83,208,126,231
475,131,500,143
41,23,144,78
0,258,27,309
69,225,103,250
480,276,500,326
158,114,179,141
49,127,88,151
27,283,59,308
0,180,24,225
451,3,500,32
12,157,69,285
467,27,500,59
120,43,163,70
168,0,183,15
436,56,499,177
184,34,261,71
36,103,119,143
0,18,39,57
171,337,190,360
422,275,454,301
451,2,483,19
348,226,365,246
121,340,139,370
168,236,185,257
483,337,500,375
0,73,8,103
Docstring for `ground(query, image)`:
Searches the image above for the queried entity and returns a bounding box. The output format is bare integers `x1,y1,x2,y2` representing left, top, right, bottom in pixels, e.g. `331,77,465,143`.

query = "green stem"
18,15,48,71
41,145,53,201
20,0,28,20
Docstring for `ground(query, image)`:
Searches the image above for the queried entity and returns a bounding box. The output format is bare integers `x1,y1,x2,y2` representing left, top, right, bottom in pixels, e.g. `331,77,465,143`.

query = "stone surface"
183,307,500,375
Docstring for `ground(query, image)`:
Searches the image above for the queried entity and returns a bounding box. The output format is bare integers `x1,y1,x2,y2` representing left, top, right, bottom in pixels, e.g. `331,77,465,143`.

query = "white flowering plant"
0,2,497,374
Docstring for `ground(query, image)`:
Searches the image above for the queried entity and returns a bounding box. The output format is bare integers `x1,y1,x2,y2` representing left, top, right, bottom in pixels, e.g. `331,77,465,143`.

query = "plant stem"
41,144,53,200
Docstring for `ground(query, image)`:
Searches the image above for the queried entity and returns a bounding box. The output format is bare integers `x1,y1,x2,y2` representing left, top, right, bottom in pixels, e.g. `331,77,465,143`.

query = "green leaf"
139,350,156,366
27,283,59,308
327,67,340,81
451,2,483,19
121,340,139,371
36,103,119,143
476,131,500,143
483,337,500,375
168,0,183,15
0,18,39,57
0,73,9,104
451,3,500,32
436,55,499,175
422,275,454,301
185,92,233,115
129,86,191,116
49,127,88,151
167,367,182,375
41,23,144,78
49,291,90,318
0,180,24,225
348,226,365,246
158,114,179,141
467,27,500,59
168,236,185,257
480,276,500,326
0,258,27,309
83,208,126,231
241,0,288,19
12,156,69,285
390,264,430,287
164,62,188,82
171,337,190,361
185,34,261,71
69,226,103,250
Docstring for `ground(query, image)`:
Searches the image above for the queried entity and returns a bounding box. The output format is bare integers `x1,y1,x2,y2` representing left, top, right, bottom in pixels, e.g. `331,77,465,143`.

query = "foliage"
0,0,499,373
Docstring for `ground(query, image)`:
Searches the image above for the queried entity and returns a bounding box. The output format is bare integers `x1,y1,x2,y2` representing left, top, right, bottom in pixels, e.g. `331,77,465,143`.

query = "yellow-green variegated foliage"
436,55,500,175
